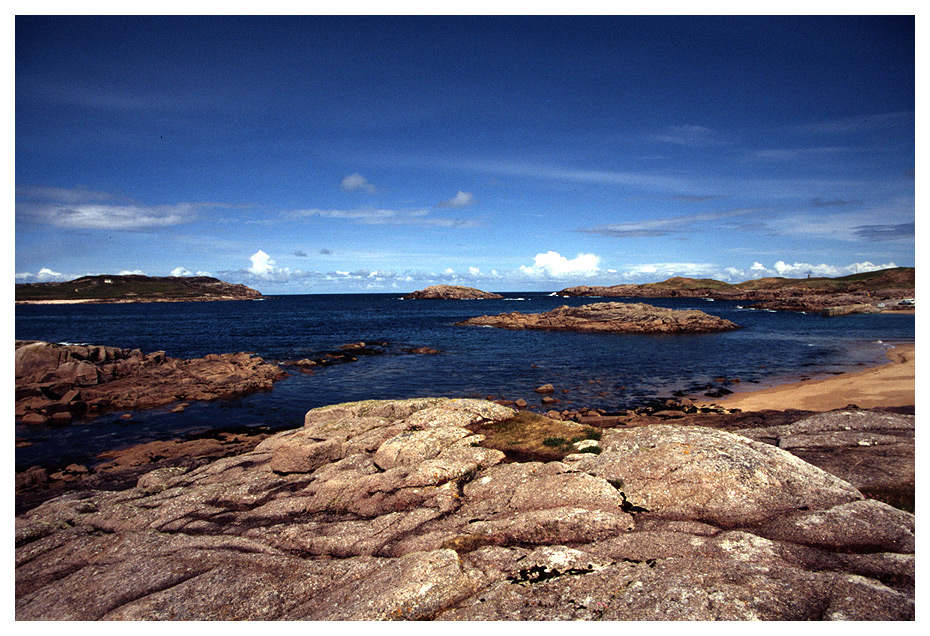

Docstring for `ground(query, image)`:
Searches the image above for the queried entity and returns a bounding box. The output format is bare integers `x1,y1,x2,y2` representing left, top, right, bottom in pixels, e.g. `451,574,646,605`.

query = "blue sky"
14,13,915,294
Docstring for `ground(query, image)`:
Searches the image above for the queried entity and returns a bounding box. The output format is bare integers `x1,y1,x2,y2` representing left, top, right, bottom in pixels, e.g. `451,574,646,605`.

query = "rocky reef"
15,340,287,425
404,285,503,300
456,302,739,334
15,398,914,620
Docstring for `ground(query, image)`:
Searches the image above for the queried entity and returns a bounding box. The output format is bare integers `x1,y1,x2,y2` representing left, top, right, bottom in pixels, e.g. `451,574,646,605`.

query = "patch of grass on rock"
470,410,603,462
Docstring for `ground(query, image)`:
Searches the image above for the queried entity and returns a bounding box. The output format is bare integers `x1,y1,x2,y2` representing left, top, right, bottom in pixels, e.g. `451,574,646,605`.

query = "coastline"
698,342,915,412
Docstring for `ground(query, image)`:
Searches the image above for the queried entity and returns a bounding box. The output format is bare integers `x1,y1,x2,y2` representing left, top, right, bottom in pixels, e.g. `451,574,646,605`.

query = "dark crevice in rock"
506,564,597,585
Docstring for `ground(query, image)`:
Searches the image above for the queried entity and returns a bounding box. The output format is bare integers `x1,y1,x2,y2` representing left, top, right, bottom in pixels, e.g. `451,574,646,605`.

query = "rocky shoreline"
15,340,288,425
456,301,739,334
14,330,916,620
15,397,914,620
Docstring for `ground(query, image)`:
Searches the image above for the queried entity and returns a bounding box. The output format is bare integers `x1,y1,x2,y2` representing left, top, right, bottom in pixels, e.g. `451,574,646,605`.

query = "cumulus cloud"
15,268,70,282
248,250,280,277
519,251,601,278
748,260,899,279
340,173,378,194
170,267,211,277
437,191,475,208
618,262,718,280
38,267,64,279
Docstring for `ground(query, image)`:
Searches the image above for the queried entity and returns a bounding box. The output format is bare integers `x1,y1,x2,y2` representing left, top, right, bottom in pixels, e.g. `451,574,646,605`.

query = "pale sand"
15,299,99,305
697,342,915,412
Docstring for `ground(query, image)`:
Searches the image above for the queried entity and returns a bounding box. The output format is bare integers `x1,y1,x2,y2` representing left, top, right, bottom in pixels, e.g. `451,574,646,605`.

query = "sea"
15,293,915,472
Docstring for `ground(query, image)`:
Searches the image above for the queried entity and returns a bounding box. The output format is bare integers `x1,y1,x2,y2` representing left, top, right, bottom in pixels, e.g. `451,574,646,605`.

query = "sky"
14,12,916,294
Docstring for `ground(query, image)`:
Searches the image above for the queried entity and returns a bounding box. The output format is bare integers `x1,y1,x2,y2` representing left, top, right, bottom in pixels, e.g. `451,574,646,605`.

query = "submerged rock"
456,302,739,334
14,398,914,620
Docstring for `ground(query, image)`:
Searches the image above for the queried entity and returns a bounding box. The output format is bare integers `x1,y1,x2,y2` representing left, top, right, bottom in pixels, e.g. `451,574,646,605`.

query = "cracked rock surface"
15,398,914,620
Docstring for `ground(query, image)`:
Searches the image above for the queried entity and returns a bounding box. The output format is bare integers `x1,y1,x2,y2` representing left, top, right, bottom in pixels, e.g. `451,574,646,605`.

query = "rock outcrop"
15,398,914,620
404,285,503,300
456,302,739,334
15,340,287,424
733,408,914,502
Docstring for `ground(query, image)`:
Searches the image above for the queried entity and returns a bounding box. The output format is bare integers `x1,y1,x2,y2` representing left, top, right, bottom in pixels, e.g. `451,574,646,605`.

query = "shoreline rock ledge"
456,301,739,334
404,285,503,300
15,398,912,620
15,340,287,424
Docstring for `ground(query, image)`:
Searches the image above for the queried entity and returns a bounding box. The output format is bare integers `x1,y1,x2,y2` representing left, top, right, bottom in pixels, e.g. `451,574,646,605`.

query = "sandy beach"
699,342,915,412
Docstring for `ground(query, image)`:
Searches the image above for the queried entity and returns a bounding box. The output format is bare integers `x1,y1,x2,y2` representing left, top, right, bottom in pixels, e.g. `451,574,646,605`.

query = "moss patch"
470,411,602,462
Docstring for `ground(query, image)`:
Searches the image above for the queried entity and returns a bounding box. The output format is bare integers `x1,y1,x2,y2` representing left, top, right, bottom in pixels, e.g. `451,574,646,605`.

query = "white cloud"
438,191,475,208
15,268,69,282
619,262,718,280
468,266,481,276
169,267,210,277
15,185,222,230
519,251,601,278
118,269,146,275
247,250,291,279
723,267,746,280
340,173,378,194
18,202,201,230
748,260,899,279
37,267,64,279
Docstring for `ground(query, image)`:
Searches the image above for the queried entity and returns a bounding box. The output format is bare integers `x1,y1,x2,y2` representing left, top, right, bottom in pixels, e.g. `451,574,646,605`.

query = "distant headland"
556,267,915,315
15,274,262,304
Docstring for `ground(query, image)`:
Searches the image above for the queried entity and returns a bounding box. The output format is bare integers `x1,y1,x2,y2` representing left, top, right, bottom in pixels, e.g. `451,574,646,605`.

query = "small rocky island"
456,302,739,334
404,285,503,300
15,274,262,304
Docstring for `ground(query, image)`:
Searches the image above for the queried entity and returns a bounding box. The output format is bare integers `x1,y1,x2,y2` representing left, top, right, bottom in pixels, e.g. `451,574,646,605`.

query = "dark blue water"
15,293,915,471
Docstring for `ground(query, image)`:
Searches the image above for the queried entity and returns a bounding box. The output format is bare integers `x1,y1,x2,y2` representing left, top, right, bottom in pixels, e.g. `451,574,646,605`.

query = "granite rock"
15,398,914,621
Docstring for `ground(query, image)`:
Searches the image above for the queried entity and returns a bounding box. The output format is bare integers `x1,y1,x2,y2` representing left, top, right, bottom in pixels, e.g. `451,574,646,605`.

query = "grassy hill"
16,275,262,303
734,267,914,292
